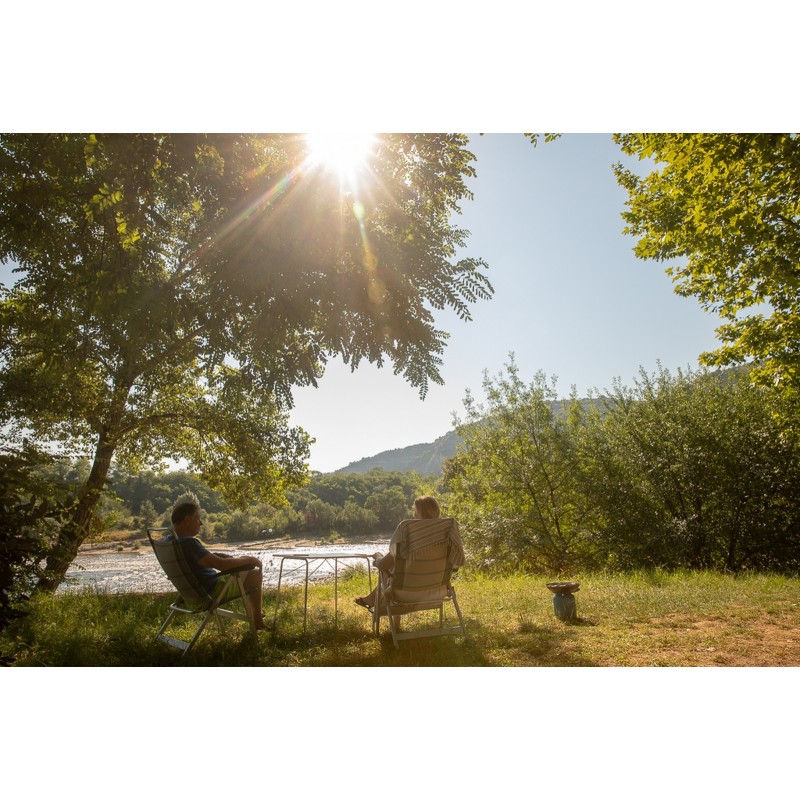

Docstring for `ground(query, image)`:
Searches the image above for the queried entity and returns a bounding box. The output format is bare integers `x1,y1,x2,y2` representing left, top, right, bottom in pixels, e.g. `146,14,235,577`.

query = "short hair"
414,496,440,519
171,501,199,526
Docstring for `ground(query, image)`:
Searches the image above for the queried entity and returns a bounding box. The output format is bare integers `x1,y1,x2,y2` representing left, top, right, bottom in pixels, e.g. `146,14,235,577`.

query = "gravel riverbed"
59,538,391,595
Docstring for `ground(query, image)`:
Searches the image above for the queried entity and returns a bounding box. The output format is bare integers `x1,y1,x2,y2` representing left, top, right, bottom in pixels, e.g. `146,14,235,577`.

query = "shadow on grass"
3,588,601,667
491,615,599,666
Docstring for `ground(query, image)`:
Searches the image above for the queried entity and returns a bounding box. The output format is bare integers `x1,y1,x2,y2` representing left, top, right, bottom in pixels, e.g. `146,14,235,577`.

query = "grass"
3,568,800,666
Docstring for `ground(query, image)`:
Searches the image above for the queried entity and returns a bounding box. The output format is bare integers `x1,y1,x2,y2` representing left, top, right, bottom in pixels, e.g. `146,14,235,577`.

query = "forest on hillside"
30,464,430,545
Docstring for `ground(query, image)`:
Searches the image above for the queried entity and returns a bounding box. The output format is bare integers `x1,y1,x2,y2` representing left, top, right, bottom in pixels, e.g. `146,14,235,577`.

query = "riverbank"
63,534,391,595
78,531,389,557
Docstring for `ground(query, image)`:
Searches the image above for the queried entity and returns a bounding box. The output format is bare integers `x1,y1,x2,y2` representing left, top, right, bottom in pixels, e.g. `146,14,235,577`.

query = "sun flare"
304,132,376,181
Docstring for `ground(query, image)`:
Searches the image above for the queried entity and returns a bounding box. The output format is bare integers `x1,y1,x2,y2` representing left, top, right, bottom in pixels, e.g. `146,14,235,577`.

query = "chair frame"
371,532,467,648
147,528,257,656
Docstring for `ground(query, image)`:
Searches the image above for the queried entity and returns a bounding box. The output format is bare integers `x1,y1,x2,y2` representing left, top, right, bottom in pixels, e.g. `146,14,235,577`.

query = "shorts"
212,574,244,603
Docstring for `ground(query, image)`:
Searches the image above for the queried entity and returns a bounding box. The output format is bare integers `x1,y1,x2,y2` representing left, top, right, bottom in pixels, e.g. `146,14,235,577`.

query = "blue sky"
289,132,722,472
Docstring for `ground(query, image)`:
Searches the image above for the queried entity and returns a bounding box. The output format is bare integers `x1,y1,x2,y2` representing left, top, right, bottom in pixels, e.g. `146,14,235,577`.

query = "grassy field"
3,568,800,666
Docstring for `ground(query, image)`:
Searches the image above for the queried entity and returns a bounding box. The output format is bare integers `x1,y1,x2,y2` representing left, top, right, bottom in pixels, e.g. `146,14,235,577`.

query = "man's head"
171,501,202,537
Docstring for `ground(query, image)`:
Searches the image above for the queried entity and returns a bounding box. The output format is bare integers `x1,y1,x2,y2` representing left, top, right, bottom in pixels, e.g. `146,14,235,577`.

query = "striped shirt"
390,517,465,567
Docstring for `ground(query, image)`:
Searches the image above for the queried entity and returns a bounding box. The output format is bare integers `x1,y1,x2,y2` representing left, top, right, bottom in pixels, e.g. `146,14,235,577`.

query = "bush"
0,444,72,661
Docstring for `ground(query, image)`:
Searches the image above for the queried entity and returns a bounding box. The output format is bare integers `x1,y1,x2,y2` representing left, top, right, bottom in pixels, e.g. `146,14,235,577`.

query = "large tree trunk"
36,433,117,593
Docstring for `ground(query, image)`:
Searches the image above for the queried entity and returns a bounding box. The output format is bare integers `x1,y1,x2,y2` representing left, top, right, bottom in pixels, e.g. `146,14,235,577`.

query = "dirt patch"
615,610,800,666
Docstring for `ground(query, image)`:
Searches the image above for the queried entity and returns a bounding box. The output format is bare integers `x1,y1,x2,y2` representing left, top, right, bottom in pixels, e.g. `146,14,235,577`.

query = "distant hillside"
336,430,461,476
333,396,608,476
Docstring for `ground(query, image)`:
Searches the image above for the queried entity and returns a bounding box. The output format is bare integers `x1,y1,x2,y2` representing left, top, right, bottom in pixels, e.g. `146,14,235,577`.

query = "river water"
58,539,391,595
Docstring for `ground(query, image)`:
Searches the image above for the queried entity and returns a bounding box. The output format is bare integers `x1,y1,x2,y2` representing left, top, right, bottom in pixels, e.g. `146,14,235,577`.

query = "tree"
137,500,158,534
336,501,379,535
0,133,492,590
365,485,411,530
614,133,800,400
445,358,597,573
303,498,339,532
111,469,228,515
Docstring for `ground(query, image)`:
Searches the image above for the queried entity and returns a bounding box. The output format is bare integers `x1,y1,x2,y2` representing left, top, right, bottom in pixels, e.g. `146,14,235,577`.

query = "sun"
304,132,376,182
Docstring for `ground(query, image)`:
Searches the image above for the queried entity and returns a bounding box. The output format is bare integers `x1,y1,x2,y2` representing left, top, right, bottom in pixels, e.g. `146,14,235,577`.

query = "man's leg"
241,567,265,630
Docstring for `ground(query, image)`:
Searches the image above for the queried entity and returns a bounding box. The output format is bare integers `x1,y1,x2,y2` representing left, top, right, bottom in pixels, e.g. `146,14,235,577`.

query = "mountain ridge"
334,430,461,476
332,396,601,476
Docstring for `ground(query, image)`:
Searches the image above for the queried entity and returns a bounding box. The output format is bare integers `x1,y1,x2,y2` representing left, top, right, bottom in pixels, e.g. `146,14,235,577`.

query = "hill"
335,430,461,476
332,396,607,476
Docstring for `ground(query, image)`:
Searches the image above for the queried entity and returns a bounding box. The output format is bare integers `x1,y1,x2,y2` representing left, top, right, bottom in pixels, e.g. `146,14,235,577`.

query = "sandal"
354,597,373,611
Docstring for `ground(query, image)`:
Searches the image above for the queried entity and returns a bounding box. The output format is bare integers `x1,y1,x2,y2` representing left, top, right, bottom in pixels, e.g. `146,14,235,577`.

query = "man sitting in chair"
172,501,267,631
354,495,464,611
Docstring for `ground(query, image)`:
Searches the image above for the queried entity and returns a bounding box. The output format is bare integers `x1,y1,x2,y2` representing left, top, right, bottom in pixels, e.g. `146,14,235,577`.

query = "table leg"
273,558,285,632
303,559,309,633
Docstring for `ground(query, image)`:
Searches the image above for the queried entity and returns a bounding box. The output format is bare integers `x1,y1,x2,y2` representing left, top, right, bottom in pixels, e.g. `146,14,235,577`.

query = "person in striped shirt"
354,495,464,611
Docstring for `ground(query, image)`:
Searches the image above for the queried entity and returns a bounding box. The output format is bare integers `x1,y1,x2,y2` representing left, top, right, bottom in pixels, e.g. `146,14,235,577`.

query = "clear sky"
289,132,722,472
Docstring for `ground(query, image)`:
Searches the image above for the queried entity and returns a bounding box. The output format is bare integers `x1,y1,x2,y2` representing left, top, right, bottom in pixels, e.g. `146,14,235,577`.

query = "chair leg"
183,612,214,656
155,608,179,641
386,602,400,648
373,580,384,637
214,612,226,633
451,590,467,638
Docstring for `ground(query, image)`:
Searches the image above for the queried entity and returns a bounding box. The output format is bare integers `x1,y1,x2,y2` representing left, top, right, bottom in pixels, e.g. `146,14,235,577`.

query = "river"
58,539,391,595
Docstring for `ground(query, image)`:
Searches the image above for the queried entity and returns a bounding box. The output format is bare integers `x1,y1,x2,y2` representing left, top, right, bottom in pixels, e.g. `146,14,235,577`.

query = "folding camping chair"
147,528,257,655
372,517,467,648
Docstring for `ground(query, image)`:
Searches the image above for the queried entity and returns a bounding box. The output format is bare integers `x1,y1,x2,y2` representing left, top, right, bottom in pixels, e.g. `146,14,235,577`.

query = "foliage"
364,485,411,529
224,508,269,543
614,133,800,402
136,500,159,534
581,365,800,572
0,133,492,589
95,466,422,542
446,360,800,575
0,443,72,660
335,501,379,535
301,498,340,532
297,469,420,510
109,469,229,515
446,357,598,572
524,133,562,148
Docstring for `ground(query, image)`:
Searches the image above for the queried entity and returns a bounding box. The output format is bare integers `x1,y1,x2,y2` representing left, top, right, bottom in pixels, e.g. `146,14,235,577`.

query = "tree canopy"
614,133,800,400
0,133,492,589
